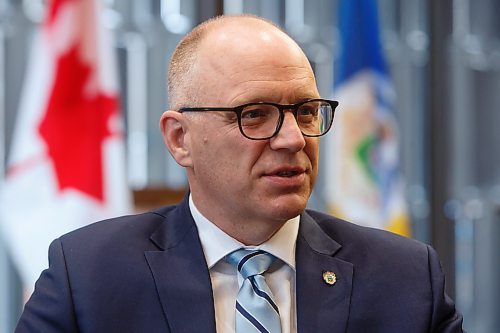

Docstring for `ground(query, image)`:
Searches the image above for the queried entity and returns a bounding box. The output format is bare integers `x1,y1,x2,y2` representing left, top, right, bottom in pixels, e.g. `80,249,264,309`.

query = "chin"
266,195,309,220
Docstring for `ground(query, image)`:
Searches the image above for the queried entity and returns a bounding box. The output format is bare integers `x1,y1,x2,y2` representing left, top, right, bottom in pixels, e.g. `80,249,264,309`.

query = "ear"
159,110,193,167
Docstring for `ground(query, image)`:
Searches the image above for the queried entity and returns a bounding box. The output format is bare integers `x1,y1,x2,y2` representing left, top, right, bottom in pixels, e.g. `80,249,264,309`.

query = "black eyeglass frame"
178,98,339,140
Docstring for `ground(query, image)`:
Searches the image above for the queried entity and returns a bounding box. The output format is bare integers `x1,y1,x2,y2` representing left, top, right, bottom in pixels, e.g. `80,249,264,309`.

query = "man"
16,15,463,332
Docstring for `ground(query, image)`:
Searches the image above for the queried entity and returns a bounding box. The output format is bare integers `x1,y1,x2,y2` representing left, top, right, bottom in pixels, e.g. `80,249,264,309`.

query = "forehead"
195,20,319,105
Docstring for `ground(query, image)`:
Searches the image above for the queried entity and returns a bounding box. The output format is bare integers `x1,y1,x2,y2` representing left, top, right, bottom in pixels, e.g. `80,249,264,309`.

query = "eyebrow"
232,95,318,106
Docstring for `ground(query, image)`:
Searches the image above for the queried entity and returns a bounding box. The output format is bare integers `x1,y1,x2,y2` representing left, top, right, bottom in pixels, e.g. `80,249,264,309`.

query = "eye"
240,105,276,125
242,109,266,119
297,104,318,123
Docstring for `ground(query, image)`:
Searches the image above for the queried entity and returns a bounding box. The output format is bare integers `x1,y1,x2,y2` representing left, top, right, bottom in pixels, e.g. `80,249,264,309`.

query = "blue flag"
324,0,409,236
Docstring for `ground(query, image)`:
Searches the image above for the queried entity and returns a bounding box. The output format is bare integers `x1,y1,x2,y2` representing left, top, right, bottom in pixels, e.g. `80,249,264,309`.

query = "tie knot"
226,249,275,279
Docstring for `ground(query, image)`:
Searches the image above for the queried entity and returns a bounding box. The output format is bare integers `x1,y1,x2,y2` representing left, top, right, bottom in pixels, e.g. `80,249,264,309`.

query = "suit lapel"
144,199,216,333
143,200,353,332
296,212,354,333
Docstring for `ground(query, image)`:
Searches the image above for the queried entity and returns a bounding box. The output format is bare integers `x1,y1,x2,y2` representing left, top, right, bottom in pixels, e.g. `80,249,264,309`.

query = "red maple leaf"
38,45,117,202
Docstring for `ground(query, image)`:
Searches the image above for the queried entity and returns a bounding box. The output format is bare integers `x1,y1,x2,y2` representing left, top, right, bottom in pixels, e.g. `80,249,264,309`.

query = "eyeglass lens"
240,100,333,139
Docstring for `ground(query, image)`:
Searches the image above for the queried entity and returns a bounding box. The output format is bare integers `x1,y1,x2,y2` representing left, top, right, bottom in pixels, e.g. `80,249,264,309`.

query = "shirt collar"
189,194,299,270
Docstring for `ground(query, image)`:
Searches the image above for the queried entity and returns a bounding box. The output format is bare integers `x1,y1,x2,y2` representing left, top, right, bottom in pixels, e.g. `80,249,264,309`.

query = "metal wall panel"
446,0,500,331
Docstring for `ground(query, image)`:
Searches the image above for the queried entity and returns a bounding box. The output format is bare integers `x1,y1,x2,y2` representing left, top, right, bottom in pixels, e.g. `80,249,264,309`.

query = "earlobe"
160,111,193,167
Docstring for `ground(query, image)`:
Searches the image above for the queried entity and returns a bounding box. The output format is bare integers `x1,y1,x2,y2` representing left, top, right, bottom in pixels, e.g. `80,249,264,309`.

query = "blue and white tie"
227,249,282,333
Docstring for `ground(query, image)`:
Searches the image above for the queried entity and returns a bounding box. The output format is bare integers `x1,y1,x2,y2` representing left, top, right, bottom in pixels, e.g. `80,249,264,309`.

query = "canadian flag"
0,0,131,289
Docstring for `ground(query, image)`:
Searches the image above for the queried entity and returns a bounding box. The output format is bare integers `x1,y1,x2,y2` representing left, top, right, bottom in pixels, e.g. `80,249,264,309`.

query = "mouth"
275,170,301,177
261,166,308,189
265,166,306,178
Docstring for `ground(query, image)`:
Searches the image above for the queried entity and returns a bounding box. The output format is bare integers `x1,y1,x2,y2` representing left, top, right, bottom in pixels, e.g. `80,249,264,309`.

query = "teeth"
277,171,296,177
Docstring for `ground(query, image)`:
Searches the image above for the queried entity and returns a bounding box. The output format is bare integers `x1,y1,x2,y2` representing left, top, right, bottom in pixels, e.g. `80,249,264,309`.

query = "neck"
189,194,287,245
226,221,284,245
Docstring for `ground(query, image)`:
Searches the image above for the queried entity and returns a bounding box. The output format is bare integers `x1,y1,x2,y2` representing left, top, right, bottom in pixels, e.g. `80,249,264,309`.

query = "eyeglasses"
178,99,338,140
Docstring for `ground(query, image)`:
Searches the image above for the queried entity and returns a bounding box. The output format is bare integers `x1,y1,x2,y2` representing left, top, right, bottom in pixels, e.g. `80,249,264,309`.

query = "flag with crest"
325,0,410,236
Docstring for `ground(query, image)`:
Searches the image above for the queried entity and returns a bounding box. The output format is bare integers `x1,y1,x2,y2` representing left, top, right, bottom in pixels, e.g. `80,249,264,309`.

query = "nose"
269,112,306,152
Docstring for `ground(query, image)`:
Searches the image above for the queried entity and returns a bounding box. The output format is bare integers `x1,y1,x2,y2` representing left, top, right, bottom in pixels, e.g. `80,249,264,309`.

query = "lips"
264,166,306,178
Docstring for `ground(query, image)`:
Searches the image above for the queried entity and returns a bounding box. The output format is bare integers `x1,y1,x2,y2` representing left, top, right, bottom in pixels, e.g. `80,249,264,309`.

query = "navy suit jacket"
16,197,463,332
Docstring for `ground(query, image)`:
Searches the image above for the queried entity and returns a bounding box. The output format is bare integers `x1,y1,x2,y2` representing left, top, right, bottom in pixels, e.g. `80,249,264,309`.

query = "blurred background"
0,0,499,332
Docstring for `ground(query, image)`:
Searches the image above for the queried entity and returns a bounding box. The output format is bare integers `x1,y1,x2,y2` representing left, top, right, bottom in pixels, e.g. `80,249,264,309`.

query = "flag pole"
0,16,5,179
124,31,149,189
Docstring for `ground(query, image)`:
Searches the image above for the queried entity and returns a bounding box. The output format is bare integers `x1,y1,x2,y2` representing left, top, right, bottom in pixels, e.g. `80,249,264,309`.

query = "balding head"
167,15,314,110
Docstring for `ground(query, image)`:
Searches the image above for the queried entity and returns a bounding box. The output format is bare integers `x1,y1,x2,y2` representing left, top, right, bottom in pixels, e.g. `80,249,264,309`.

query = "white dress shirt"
189,195,299,333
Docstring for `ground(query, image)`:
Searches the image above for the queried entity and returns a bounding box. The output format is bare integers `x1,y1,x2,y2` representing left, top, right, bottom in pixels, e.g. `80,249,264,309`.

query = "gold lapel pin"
323,271,337,285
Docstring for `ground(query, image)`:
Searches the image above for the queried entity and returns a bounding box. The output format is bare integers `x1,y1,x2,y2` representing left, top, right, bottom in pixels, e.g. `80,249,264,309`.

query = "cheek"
191,124,268,177
305,139,320,165
197,139,258,173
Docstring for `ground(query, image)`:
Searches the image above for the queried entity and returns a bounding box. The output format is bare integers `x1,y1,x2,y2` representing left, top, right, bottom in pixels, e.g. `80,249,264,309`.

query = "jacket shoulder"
59,205,177,246
304,209,429,264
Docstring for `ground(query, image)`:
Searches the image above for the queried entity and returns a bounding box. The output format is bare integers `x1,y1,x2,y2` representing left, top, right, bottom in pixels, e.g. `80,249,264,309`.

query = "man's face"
177,22,320,236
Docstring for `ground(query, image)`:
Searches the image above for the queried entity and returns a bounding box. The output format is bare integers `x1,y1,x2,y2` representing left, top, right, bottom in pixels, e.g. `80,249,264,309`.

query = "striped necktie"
227,249,282,333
